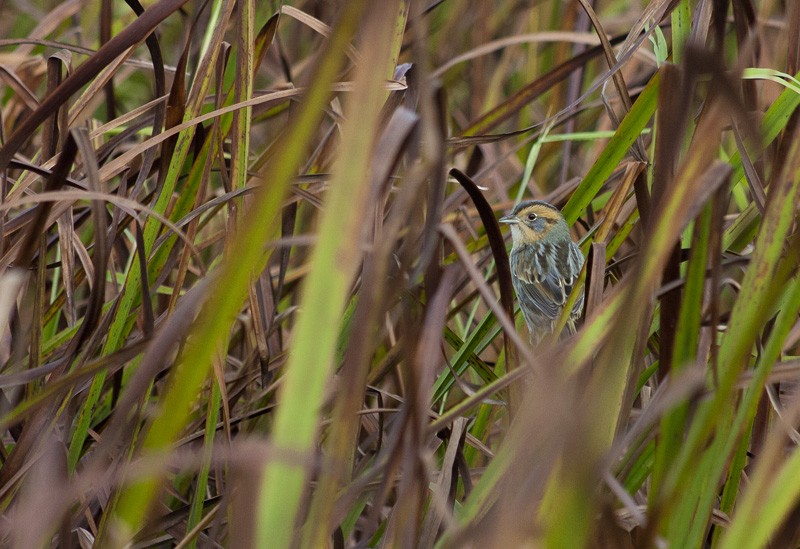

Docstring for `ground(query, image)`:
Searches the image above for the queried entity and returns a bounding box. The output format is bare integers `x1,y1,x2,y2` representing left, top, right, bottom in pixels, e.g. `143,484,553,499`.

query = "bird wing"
511,246,563,321
565,241,585,323
511,242,584,323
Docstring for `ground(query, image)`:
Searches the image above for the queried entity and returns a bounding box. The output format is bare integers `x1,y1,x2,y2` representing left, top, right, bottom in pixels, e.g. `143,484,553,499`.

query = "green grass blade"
562,71,660,225
256,4,398,547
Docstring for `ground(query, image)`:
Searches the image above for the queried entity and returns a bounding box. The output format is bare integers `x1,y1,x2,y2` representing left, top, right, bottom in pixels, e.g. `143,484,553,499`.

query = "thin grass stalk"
650,203,711,502
185,375,222,549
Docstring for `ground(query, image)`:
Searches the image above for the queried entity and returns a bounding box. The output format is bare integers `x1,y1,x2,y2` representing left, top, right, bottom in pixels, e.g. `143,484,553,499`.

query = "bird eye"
527,213,537,221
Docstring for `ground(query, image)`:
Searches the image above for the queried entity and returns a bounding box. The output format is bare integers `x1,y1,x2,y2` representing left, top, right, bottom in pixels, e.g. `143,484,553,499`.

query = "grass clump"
0,1,799,547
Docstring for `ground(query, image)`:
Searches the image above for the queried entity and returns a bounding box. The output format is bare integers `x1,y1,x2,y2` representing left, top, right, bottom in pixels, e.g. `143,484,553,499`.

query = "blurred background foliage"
0,0,799,547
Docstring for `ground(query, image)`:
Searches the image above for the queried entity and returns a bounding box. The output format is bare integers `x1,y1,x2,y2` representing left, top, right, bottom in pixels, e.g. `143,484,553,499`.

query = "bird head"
499,200,570,248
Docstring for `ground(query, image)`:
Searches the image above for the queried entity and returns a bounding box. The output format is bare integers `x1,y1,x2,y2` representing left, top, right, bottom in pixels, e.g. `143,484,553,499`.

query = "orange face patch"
513,204,561,243
519,203,560,221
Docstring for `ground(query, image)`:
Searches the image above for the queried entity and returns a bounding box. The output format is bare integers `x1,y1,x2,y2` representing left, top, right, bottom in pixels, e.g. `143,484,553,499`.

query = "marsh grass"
1,0,799,547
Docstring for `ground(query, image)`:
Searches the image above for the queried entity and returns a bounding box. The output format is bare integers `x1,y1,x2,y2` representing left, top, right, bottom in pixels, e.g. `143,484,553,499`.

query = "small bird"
499,200,585,343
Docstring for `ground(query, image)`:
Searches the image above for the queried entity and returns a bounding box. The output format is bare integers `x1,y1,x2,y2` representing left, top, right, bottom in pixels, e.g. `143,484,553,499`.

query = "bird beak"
498,214,518,224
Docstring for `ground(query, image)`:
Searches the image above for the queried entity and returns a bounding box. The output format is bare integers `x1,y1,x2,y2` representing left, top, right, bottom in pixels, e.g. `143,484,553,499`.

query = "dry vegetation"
1,0,799,547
